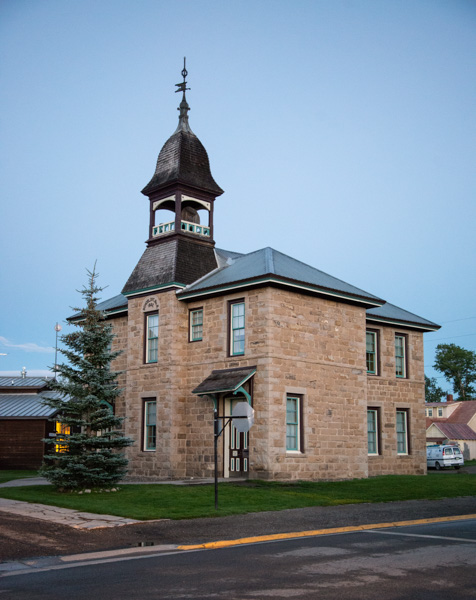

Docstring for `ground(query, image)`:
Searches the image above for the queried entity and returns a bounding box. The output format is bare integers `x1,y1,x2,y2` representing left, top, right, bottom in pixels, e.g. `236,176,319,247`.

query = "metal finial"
175,57,190,97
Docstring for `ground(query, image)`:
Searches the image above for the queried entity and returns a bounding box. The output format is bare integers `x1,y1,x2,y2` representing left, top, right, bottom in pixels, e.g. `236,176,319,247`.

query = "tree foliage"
433,343,476,402
40,267,133,490
425,375,446,403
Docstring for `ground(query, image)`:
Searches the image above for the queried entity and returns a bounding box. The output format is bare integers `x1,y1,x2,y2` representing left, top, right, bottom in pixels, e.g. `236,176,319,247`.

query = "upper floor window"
396,409,409,455
395,334,407,378
438,408,443,417
143,399,157,451
286,395,302,452
145,312,159,363
230,300,245,356
366,331,378,375
367,408,379,455
189,308,203,342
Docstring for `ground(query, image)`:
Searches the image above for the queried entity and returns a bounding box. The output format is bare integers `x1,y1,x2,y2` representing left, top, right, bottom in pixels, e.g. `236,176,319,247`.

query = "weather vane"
175,57,190,97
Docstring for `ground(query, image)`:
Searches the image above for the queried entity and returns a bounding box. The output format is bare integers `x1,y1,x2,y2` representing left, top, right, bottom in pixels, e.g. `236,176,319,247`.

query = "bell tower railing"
152,220,210,238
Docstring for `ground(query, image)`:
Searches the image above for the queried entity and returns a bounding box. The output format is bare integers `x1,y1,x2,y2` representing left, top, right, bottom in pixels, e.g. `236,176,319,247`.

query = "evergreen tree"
40,267,132,490
425,375,446,403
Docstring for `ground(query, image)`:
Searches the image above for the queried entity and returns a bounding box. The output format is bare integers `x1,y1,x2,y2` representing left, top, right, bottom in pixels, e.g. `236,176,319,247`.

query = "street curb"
177,513,476,550
0,544,180,577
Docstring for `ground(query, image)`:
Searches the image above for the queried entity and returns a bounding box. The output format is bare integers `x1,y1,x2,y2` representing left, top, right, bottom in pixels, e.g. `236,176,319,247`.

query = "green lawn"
0,470,38,484
0,474,474,520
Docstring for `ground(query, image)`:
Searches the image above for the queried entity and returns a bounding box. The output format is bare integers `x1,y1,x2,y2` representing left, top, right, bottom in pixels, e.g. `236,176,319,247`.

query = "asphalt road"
1,466,474,564
2,519,475,599
1,495,476,563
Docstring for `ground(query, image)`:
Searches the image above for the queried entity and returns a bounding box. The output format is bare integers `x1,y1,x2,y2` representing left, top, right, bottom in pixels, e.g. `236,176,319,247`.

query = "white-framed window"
428,408,433,417
145,313,159,363
438,408,443,417
396,409,409,455
230,300,245,356
395,334,407,378
143,399,157,451
286,395,302,452
367,409,379,455
366,331,378,375
189,308,203,342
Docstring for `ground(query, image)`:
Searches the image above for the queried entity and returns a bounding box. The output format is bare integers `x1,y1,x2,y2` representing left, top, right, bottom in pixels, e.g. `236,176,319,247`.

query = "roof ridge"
265,247,275,274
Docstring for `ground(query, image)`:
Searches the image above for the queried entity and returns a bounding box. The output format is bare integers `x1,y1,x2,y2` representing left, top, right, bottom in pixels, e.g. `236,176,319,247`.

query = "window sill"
286,451,305,456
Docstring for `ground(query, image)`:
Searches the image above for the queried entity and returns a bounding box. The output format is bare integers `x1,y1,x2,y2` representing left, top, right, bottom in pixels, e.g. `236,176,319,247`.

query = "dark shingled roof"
122,237,218,295
179,246,383,306
141,101,223,197
192,366,256,395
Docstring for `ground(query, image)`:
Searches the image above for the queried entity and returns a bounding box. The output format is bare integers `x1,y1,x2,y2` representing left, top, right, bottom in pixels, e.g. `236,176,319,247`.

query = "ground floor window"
286,395,303,452
396,409,409,455
367,408,380,455
143,399,157,451
55,421,71,453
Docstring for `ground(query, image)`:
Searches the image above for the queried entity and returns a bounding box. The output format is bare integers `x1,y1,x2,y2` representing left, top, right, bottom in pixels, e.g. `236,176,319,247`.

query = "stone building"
92,71,440,481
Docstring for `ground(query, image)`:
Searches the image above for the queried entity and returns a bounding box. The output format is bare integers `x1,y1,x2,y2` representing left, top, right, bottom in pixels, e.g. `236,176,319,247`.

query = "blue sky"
1,0,475,390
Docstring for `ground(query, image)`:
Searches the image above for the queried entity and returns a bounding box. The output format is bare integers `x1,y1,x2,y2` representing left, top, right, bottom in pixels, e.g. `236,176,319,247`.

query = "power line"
440,316,476,324
425,332,476,344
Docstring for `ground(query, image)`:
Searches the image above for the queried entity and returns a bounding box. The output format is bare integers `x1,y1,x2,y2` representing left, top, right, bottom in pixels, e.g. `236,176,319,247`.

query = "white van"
427,445,464,470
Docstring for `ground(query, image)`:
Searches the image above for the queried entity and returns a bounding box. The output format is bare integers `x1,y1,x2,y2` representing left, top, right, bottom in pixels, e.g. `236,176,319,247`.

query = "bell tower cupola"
122,60,224,297
141,59,223,247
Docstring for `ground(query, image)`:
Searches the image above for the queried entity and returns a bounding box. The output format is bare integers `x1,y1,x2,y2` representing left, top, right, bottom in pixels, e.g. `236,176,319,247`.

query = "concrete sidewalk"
0,498,141,529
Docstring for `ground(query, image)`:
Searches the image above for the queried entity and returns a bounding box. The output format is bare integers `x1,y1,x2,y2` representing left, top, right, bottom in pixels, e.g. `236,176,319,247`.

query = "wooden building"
0,376,59,469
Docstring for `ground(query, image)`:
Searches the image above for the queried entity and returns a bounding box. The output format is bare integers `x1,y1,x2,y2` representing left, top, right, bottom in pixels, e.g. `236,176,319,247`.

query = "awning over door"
192,366,256,396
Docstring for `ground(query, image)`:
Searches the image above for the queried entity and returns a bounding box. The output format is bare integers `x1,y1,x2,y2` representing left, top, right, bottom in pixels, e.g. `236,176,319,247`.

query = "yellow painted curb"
178,514,476,550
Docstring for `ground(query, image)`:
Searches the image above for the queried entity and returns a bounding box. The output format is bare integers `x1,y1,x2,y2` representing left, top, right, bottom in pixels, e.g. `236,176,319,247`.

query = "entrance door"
224,397,249,478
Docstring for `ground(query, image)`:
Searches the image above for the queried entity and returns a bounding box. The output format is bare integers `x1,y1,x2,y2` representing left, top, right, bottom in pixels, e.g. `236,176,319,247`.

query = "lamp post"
54,323,62,379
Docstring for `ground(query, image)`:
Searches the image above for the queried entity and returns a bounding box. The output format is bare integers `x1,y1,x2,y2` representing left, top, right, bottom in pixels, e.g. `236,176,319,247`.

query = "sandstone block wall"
108,286,427,481
367,327,426,476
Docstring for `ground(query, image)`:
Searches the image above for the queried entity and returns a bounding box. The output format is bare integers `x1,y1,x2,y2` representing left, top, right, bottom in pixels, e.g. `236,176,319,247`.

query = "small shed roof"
192,366,256,395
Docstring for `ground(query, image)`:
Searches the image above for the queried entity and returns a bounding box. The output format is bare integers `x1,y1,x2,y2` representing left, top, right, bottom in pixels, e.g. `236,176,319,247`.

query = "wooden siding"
0,420,47,469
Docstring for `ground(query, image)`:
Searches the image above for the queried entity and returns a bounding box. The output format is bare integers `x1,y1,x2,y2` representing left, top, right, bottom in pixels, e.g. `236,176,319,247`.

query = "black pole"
214,406,218,510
